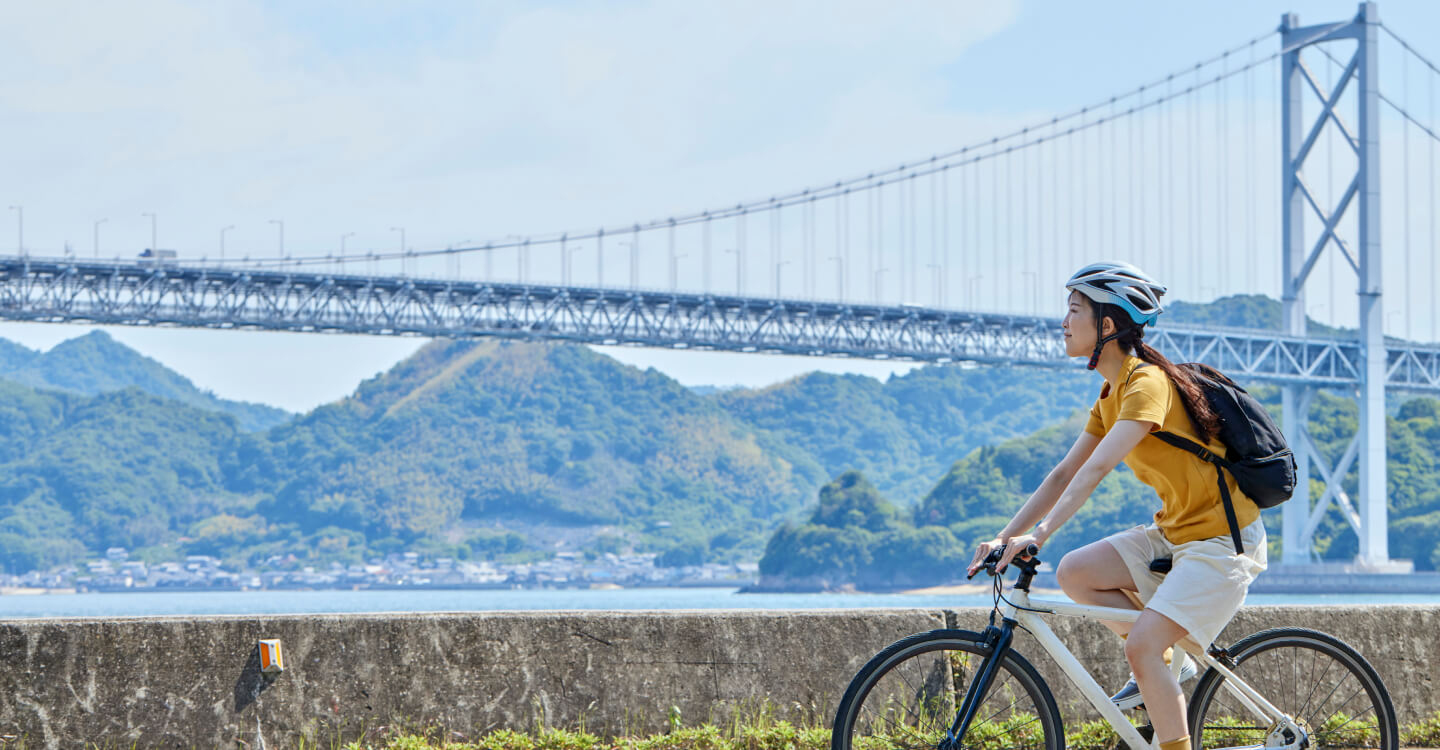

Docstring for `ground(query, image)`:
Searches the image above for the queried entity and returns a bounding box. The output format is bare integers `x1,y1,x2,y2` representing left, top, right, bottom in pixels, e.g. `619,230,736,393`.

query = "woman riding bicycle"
965,261,1267,750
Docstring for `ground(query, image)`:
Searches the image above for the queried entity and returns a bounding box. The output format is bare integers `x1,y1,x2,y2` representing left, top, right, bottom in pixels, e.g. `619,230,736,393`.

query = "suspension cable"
243,31,1283,269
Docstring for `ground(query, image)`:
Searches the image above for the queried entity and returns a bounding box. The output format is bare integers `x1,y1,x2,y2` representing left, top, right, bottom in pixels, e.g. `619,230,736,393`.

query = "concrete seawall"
0,606,1433,748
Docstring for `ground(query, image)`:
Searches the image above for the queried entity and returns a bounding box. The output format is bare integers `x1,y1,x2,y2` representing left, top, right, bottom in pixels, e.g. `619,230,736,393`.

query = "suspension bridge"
2,4,1439,570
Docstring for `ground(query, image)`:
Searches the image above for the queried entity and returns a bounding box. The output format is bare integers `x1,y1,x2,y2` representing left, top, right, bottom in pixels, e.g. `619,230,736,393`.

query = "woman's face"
1062,291,1095,358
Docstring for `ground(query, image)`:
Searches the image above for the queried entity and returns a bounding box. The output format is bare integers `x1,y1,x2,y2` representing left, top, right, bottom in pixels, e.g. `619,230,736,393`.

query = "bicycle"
831,544,1396,750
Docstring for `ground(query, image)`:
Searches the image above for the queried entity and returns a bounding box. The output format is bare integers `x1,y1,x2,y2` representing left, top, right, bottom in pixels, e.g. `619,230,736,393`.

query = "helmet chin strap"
1086,321,1126,370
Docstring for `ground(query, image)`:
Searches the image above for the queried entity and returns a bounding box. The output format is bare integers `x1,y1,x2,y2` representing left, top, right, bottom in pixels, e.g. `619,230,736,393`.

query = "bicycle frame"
987,588,1305,750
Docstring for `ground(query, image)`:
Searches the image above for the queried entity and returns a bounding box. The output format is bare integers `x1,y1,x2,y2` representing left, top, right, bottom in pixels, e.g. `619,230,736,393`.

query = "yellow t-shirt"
1084,356,1259,545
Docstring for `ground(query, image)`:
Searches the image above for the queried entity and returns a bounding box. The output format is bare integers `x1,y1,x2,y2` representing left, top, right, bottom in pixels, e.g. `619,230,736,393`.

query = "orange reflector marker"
259,639,284,674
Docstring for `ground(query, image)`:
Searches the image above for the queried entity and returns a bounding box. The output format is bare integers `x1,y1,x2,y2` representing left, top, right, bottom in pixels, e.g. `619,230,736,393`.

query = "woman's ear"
1100,315,1116,337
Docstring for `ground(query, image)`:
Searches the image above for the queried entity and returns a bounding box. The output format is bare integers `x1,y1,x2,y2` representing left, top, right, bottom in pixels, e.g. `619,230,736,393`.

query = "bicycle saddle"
1149,557,1173,574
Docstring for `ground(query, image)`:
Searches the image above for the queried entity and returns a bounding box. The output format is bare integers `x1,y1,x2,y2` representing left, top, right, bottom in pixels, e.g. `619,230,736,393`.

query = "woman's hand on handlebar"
966,537,1006,578
996,533,1042,573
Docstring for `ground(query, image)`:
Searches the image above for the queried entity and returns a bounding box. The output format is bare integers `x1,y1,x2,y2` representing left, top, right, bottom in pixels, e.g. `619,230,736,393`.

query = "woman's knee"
1126,612,1187,667
1055,542,1118,593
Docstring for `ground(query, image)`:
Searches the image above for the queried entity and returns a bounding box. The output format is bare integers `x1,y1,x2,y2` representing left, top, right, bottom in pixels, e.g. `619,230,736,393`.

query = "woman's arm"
966,427,1101,575
992,418,1154,572
998,430,1102,538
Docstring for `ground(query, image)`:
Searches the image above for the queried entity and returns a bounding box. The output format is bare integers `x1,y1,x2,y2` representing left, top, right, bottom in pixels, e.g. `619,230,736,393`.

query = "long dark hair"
1093,302,1220,442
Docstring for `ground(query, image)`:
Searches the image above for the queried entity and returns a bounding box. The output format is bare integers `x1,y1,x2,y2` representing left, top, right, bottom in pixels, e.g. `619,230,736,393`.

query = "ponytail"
1094,303,1220,442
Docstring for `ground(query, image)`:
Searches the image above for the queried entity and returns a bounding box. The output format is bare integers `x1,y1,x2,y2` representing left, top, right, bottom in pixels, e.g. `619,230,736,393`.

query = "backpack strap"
1151,431,1244,555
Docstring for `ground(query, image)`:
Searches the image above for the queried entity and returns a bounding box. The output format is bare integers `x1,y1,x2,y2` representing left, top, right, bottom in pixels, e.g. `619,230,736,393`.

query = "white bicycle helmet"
1065,261,1167,326
1066,262,1167,369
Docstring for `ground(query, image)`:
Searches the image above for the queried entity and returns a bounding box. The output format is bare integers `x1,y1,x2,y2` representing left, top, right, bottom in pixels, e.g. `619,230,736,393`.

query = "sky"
2,0,1438,413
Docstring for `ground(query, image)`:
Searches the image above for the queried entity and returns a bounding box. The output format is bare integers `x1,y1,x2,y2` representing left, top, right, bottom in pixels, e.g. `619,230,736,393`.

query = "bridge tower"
1279,3,1407,571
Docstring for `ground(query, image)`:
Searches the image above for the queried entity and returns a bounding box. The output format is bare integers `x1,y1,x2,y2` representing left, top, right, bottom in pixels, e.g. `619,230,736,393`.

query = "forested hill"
0,331,290,431
758,392,1440,590
718,366,1094,503
0,336,1100,573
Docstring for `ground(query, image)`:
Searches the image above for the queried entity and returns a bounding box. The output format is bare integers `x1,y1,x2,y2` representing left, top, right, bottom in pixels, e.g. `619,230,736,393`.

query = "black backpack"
1141,362,1298,554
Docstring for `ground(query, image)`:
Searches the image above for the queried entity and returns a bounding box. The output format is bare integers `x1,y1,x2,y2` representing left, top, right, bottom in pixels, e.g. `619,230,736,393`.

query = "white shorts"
1103,519,1267,648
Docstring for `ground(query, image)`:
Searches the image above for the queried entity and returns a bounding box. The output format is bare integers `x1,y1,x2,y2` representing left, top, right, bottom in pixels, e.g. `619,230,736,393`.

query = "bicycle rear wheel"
1187,627,1397,750
831,629,1063,750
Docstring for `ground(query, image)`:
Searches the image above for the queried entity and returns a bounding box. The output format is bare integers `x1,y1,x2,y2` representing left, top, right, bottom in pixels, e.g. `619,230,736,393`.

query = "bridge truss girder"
1,258,1437,394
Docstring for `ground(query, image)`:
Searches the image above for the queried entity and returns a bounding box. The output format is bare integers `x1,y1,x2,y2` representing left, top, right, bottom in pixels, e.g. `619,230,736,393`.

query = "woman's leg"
1126,608,1191,743
1055,539,1140,637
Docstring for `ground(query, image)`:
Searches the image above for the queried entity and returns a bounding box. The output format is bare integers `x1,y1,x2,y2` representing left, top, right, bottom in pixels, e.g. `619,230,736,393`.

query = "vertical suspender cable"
1431,72,1437,342
1247,41,1258,293
1271,55,1280,300
1080,110,1089,258
911,173,919,303
942,168,950,307
1005,147,1013,312
1033,131,1042,307
1166,75,1175,284
931,169,939,306
898,172,907,300
1219,56,1228,298
1111,97,1119,257
878,181,886,302
737,210,746,295
1052,121,1060,279
837,189,846,301
1021,136,1030,312
703,215,712,294
868,182,876,302
1191,67,1201,298
1403,49,1412,340
1133,92,1141,264
1068,127,1076,276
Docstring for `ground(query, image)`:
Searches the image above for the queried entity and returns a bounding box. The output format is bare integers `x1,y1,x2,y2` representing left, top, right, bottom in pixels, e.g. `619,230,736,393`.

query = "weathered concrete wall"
0,610,942,748
0,606,1433,748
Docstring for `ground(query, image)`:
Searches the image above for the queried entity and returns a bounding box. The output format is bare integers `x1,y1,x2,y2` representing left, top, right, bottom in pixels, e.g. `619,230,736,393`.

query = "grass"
5,708,1440,748
310,711,1440,750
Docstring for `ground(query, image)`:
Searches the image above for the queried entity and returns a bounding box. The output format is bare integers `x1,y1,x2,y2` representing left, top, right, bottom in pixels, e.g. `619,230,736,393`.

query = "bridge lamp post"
390,227,406,275
269,220,284,263
967,274,984,310
93,218,107,258
142,212,156,253
671,253,689,290
722,248,742,295
220,225,234,263
874,267,889,303
830,256,844,302
448,240,471,279
775,260,791,297
7,205,20,255
340,232,354,271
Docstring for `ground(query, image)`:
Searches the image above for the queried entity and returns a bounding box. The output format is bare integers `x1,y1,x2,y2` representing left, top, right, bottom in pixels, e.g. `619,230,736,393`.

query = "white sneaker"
1109,652,1199,710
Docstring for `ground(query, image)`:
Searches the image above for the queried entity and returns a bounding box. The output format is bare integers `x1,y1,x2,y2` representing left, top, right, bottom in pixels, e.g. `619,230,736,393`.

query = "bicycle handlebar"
967,543,1040,580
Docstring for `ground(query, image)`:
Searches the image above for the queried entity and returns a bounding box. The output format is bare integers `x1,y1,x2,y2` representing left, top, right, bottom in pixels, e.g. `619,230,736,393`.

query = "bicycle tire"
831,629,1064,750
1187,627,1397,750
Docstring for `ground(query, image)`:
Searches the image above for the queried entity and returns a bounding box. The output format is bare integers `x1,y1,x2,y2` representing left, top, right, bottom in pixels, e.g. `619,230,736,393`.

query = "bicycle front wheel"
831,629,1063,750
1188,627,1397,750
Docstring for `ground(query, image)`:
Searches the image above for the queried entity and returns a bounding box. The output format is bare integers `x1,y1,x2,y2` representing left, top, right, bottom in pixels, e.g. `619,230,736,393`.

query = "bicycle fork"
945,619,1017,749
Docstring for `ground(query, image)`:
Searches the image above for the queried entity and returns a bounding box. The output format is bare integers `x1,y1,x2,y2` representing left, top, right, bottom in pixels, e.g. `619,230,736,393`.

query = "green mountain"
718,366,1096,504
759,391,1440,590
0,382,249,572
229,339,823,564
0,331,291,432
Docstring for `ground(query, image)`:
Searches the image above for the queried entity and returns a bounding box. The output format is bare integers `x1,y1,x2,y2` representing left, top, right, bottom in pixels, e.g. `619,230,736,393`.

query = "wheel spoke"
1190,631,1392,750
836,636,1059,750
